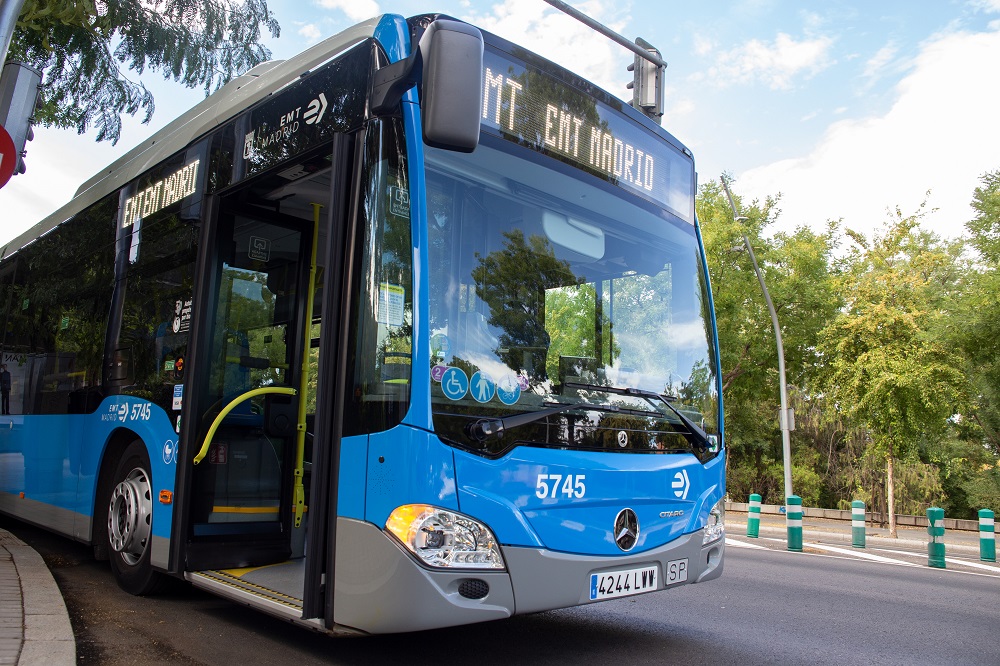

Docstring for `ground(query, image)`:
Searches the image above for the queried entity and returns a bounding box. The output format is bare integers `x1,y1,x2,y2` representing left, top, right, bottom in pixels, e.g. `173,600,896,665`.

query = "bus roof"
4,16,383,259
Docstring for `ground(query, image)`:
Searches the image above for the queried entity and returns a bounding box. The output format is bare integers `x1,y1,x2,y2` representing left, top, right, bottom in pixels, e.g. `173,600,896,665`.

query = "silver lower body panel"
332,518,724,634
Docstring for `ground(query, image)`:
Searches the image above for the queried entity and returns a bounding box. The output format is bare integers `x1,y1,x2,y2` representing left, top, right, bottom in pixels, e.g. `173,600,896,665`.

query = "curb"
0,530,75,666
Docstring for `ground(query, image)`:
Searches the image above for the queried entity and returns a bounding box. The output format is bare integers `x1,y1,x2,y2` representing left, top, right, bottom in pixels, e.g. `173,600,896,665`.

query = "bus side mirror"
371,19,483,153
419,20,483,153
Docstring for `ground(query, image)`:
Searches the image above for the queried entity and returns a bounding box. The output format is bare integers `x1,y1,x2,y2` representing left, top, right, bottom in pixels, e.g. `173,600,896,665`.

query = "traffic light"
627,37,664,122
0,61,42,175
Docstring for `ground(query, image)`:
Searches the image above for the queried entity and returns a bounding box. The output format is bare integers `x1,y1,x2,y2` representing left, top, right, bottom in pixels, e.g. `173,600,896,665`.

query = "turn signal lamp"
385,504,505,569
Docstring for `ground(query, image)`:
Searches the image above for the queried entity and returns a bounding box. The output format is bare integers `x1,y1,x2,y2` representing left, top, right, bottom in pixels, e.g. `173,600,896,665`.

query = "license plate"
665,558,688,585
589,565,658,600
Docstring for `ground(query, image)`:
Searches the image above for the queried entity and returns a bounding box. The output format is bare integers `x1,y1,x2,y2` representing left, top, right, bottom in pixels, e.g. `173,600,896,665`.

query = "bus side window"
118,214,198,414
2,195,116,415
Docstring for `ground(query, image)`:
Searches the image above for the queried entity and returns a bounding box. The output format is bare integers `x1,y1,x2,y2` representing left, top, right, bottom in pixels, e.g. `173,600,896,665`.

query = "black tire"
106,440,168,595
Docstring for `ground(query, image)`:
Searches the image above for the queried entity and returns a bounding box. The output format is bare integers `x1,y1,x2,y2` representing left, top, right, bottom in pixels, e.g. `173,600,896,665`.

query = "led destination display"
480,48,694,221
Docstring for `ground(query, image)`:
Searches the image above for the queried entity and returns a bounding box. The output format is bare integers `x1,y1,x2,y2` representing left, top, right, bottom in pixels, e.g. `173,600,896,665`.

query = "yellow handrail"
192,386,297,465
292,204,322,527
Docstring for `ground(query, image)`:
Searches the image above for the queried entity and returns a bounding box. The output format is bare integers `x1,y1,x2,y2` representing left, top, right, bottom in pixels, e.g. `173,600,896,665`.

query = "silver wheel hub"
108,467,152,566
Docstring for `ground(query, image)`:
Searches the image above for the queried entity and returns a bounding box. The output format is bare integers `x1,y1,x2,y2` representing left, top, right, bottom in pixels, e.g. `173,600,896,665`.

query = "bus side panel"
336,433,368,519
0,397,177,568
0,413,84,539
363,427,458,528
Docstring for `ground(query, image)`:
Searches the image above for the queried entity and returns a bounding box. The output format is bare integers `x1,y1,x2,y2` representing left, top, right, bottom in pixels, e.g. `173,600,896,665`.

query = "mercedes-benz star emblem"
614,508,639,551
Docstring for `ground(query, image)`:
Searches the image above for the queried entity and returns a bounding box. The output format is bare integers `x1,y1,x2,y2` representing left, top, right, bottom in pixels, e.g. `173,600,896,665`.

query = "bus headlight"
385,504,505,570
703,499,725,545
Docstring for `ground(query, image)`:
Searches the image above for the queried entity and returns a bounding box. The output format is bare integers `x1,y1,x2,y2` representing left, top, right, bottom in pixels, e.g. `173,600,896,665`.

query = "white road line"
725,537,767,549
873,547,1000,573
803,542,918,566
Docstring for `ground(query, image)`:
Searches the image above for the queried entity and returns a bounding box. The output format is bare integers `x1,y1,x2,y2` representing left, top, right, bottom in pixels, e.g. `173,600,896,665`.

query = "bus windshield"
426,139,718,458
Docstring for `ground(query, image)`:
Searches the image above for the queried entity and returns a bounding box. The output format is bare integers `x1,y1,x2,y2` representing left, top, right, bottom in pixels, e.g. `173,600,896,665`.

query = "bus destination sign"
121,159,201,228
480,48,694,222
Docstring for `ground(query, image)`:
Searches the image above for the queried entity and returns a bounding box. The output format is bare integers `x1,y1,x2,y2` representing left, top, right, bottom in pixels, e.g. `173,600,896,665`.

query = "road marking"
874,548,1000,573
725,537,767,549
803,542,918,566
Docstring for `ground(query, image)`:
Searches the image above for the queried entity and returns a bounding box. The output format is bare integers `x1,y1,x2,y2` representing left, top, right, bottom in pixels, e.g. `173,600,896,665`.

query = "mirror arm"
370,51,420,115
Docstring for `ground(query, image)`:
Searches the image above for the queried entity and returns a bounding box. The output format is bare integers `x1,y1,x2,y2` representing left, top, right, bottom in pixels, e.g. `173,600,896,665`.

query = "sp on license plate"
665,558,688,585
589,565,658,600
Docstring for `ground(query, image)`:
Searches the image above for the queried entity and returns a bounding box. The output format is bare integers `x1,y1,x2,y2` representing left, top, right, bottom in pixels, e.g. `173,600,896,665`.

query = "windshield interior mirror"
542,211,605,259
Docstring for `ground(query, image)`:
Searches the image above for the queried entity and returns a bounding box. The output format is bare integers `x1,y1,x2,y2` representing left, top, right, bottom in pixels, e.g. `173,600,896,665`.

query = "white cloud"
708,32,835,89
693,33,715,57
737,27,1000,239
970,0,1000,12
464,0,633,100
862,41,899,81
315,0,379,23
297,23,322,45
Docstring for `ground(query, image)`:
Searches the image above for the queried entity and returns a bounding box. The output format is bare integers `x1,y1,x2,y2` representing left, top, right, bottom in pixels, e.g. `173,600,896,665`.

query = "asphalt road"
4,514,999,666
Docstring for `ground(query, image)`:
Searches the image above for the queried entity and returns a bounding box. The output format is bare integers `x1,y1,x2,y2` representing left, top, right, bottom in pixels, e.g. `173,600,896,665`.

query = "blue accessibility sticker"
470,371,496,403
496,376,521,405
441,367,469,400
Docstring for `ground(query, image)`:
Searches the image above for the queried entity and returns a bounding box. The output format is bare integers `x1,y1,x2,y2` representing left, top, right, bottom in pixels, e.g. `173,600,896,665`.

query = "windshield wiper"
564,382,713,451
466,401,619,441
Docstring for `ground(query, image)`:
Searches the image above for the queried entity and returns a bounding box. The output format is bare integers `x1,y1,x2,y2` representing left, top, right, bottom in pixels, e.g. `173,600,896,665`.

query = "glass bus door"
187,207,311,569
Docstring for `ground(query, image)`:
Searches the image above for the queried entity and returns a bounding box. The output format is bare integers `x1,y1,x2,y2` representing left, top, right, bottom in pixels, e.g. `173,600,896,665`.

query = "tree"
818,208,965,536
9,0,280,143
955,170,1000,453
698,179,841,504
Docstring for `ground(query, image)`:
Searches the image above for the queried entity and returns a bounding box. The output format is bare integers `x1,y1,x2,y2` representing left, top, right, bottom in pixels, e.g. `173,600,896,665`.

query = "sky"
4,0,1000,248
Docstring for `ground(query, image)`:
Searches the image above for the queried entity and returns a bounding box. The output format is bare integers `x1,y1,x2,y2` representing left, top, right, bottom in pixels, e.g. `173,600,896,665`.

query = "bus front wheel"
106,441,167,595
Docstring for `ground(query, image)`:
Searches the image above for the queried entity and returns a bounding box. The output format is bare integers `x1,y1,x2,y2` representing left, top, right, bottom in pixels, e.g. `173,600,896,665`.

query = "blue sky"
4,0,1000,247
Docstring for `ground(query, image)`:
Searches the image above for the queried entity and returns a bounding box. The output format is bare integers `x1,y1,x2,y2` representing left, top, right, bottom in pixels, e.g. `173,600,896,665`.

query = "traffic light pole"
0,0,27,69
541,0,666,121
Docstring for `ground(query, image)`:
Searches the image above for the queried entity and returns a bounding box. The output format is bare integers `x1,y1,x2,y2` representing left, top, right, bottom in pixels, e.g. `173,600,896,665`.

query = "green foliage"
699,177,841,505
11,0,280,143
954,170,1000,454
968,170,1000,263
816,207,965,527
706,177,1000,520
963,466,1000,513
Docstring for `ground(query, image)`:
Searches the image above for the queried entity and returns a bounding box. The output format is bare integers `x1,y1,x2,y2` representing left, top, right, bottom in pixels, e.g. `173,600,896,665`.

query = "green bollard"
980,509,996,563
927,507,946,569
747,493,762,538
786,495,803,552
852,500,866,548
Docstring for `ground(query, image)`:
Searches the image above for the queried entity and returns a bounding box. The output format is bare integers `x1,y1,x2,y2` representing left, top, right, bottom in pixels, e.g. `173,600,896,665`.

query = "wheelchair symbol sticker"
441,367,469,400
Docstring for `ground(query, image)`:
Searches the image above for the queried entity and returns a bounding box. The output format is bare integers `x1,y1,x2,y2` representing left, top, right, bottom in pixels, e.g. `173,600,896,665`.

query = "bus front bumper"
333,517,723,634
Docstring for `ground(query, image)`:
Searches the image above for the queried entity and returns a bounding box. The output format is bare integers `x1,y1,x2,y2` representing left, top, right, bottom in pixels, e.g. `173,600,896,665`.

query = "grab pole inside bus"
291,203,322,529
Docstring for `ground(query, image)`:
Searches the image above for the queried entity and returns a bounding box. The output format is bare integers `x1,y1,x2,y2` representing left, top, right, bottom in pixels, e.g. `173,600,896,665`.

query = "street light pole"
0,0,27,69
721,177,793,501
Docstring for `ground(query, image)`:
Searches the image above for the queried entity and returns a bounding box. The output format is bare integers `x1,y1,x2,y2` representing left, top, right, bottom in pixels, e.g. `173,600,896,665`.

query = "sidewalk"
0,529,75,666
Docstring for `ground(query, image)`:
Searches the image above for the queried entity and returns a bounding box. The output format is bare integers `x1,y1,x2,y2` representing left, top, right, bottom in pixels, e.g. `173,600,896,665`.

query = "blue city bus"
0,12,725,634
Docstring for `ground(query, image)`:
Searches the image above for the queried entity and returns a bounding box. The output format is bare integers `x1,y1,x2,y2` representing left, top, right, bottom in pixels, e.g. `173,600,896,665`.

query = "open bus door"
185,198,313,569
174,136,356,627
